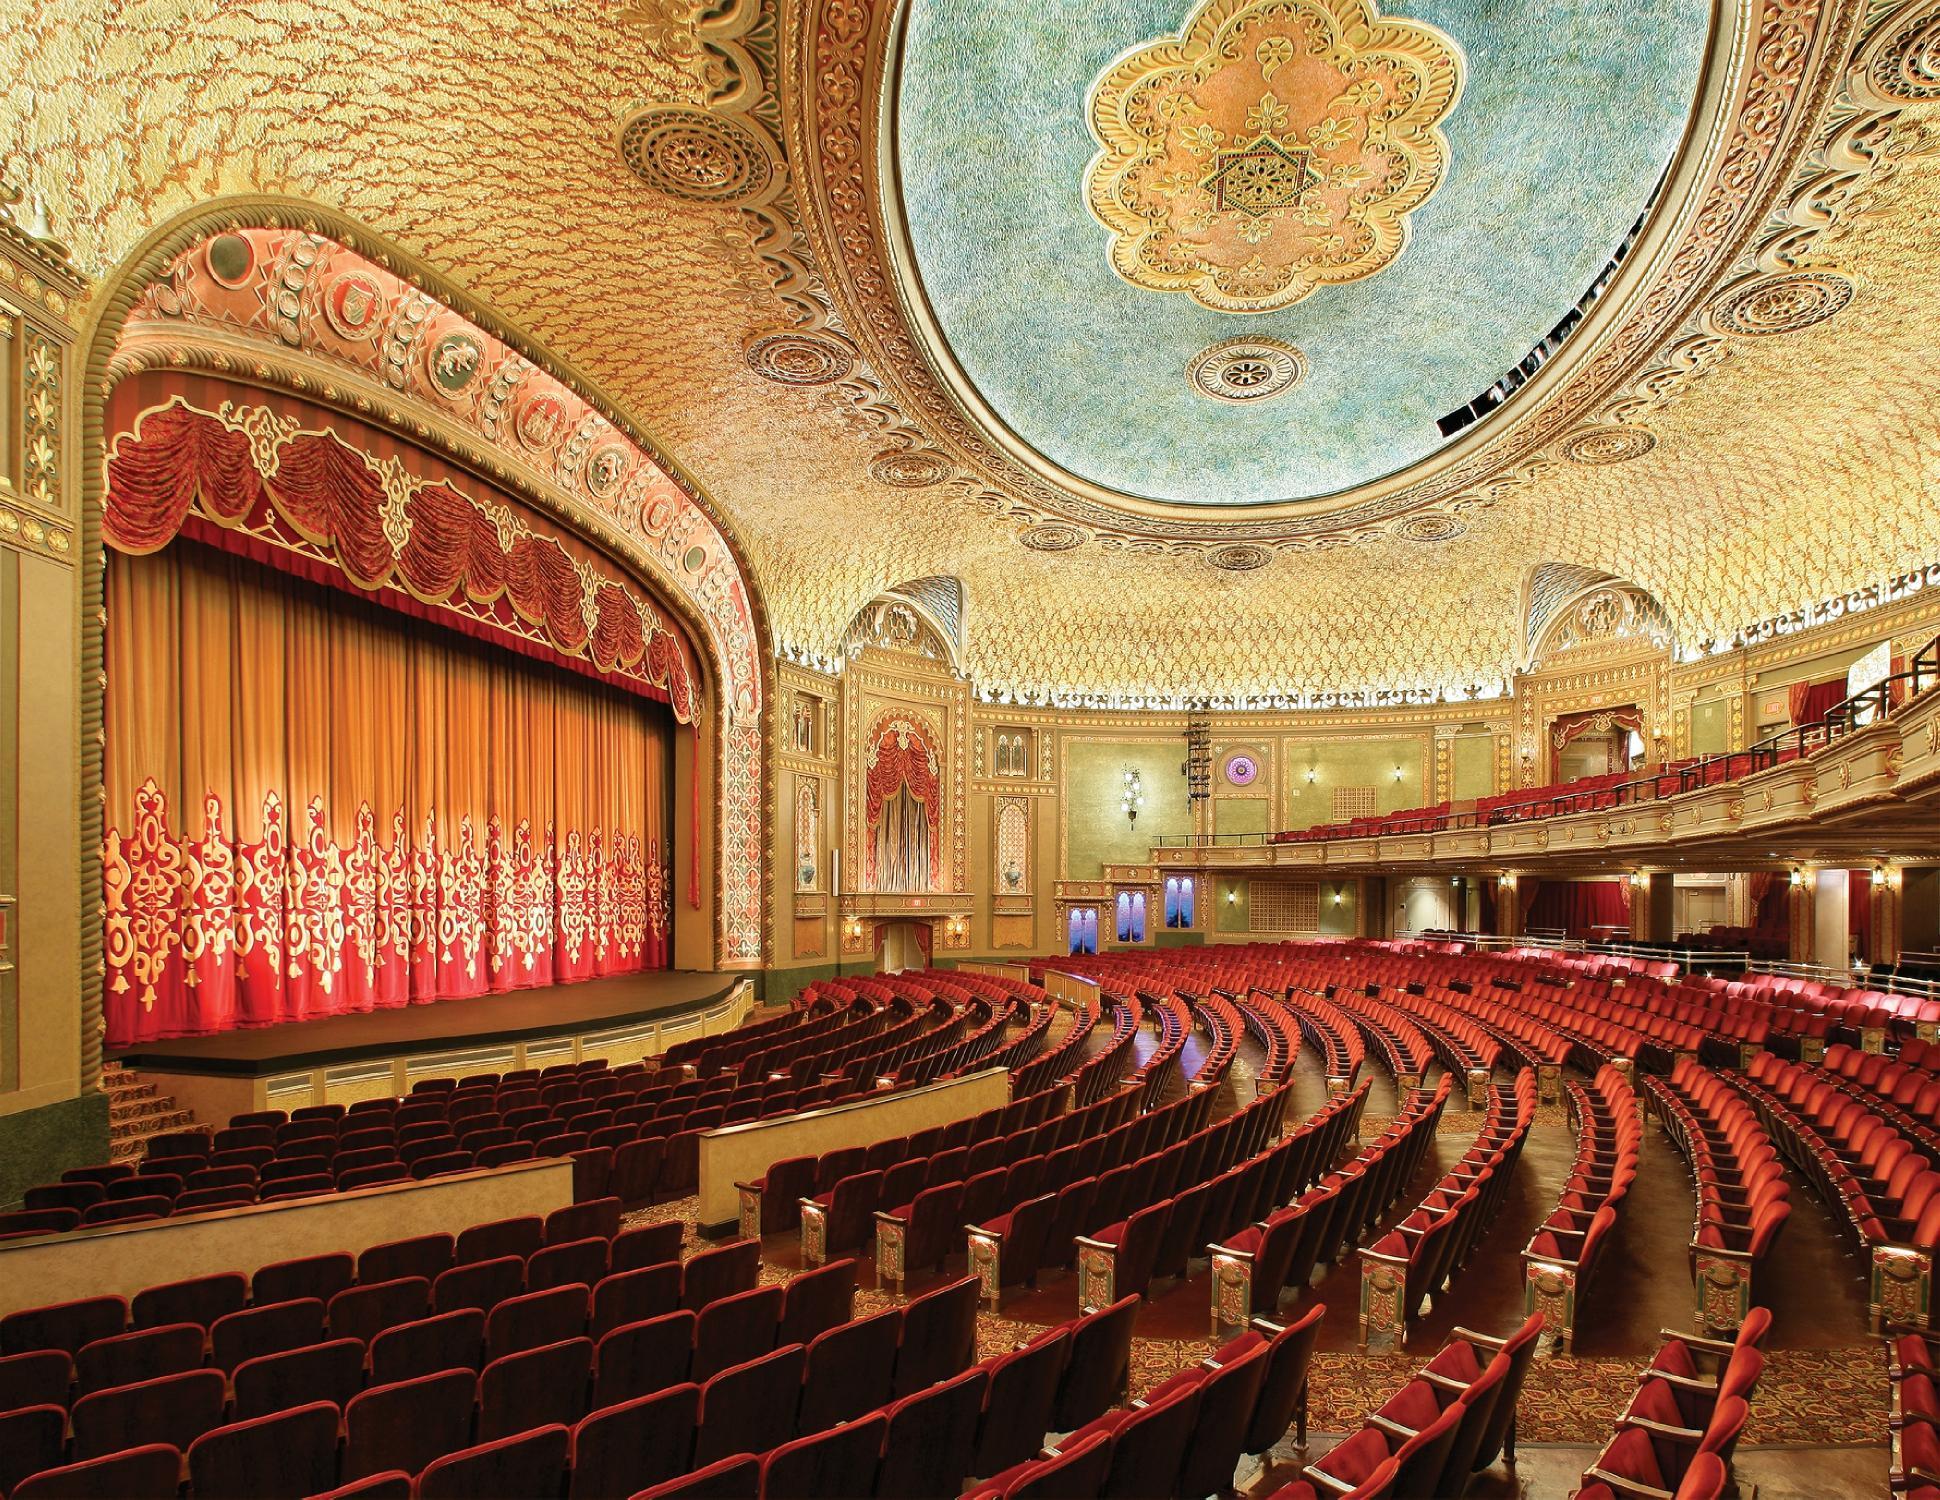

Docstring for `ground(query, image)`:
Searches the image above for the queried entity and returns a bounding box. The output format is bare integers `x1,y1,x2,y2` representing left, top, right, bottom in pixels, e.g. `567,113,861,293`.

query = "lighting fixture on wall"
1789,868,1804,888
1121,769,1144,826
1333,887,1344,905
1305,761,1318,784
1226,886,1238,904
1392,765,1404,782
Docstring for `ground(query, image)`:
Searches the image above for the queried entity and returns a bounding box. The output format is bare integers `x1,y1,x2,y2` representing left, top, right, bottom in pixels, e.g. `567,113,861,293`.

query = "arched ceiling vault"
6,0,1940,701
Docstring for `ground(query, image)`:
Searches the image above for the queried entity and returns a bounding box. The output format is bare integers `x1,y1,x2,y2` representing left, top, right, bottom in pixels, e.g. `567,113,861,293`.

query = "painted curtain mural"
103,546,674,1046
865,717,941,892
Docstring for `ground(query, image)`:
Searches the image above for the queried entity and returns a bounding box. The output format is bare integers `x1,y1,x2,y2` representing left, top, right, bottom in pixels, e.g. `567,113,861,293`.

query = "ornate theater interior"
2,0,1939,1496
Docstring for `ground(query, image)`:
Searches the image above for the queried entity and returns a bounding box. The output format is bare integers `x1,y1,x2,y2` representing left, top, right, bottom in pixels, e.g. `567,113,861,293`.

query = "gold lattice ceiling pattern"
4,0,1940,701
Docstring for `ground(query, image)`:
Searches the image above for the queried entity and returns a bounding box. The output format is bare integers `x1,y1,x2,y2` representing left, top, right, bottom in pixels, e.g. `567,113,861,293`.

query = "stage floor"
112,970,740,1076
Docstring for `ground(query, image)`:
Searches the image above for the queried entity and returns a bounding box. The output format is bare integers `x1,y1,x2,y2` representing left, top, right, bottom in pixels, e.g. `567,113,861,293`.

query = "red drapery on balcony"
1787,677,1849,727
864,720,942,890
1851,868,1873,962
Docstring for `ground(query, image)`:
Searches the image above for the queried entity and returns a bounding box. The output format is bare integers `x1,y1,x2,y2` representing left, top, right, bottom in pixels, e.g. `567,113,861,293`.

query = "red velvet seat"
9,1443,183,1500
568,1383,699,1500
1097,1385,1200,1500
369,1308,485,1384
1052,1295,1139,1433
329,1276,430,1346
1001,1430,1110,1500
431,1255,524,1319
416,1423,569,1500
692,1342,806,1467
680,1239,760,1313
484,1282,587,1360
973,1330,1070,1476
875,1364,987,1500
592,1310,695,1409
22,1182,103,1214
210,1298,326,1374
0,1297,127,1359
691,1284,782,1382
186,1399,342,1500
233,1337,366,1421
453,1215,543,1266
609,1219,685,1274
528,1236,610,1294
479,1335,592,1439
544,1197,621,1246
0,1405,66,1496
357,1233,454,1286
73,1320,203,1396
630,1452,759,1500
0,1349,70,1415
799,1306,900,1432
342,1367,477,1482
252,1252,354,1308
894,1274,981,1399
774,1258,856,1349
758,1409,886,1499
590,1263,681,1340
70,1365,225,1459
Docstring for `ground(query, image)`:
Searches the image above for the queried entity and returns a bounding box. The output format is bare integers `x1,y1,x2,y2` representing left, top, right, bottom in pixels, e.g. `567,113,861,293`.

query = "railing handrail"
1152,631,1940,850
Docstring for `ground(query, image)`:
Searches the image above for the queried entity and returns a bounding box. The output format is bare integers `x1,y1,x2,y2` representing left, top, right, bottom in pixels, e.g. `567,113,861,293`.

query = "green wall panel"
1691,699,1730,755
1214,796,1270,837
1452,735,1494,799
1064,738,1189,876
1281,736,1426,828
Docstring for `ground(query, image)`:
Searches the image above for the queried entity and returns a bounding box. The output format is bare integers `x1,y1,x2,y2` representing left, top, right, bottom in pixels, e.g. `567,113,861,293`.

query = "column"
1497,875,1522,939
1869,865,1902,968
1813,868,1851,971
1646,872,1677,945
1788,872,1814,965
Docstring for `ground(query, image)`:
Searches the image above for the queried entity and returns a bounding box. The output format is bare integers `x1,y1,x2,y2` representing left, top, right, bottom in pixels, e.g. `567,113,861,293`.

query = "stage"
112,970,757,1124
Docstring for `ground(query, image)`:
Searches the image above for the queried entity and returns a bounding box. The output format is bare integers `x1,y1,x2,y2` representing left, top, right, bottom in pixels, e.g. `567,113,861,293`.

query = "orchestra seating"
1519,1065,1638,1352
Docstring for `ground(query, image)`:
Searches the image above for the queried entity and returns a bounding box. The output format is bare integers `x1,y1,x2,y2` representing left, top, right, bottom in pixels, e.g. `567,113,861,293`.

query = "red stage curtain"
1525,880,1630,938
103,544,672,1047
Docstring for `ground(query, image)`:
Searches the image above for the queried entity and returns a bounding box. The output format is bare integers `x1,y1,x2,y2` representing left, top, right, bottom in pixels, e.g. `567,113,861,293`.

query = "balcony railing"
1151,632,1940,850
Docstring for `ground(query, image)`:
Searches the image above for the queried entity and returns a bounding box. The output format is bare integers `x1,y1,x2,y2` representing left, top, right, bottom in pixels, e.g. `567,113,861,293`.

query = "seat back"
567,1384,700,1500
895,1275,980,1398
875,1365,987,1500
186,1400,342,1500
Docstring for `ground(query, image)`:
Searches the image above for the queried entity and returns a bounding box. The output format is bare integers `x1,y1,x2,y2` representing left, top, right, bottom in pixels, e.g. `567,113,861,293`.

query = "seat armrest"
1618,1415,1704,1443
1298,1465,1362,1496
1580,1466,1674,1500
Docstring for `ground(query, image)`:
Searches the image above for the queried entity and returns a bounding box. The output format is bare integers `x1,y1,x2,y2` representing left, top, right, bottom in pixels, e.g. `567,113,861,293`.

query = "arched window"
1116,891,1132,942
1129,892,1147,942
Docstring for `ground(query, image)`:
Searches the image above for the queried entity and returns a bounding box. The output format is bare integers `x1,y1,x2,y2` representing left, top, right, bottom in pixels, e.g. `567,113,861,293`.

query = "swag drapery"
864,719,942,892
103,545,674,1047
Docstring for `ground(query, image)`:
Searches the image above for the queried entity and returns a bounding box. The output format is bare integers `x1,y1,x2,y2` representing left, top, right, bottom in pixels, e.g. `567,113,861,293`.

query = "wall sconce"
1392,765,1404,782
1226,887,1239,904
843,917,864,941
1120,768,1144,826
1305,762,1318,784
1789,868,1804,888
1333,887,1345,906
1630,871,1648,888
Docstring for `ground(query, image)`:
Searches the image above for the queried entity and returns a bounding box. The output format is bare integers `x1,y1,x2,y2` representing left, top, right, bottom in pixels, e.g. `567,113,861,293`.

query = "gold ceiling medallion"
1393,510,1466,542
619,105,781,207
1708,271,1855,337
1085,0,1463,313
1186,336,1307,401
1207,542,1272,570
1019,522,1088,552
869,447,954,487
1560,425,1657,465
744,329,857,385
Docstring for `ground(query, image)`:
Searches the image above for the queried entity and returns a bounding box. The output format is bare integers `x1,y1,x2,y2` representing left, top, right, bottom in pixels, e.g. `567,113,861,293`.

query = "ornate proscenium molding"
775,0,1893,548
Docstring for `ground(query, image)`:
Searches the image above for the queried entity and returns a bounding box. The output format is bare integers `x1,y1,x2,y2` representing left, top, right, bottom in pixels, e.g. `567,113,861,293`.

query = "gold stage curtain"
103,543,672,1046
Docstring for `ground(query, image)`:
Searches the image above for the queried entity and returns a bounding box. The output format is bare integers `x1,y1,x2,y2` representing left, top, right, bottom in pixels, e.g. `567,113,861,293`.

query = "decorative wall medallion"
323,272,386,340
744,329,857,385
619,104,778,205
1709,271,1855,337
1208,542,1271,571
1186,337,1307,402
1393,511,1466,542
1560,425,1658,465
1225,752,1260,786
204,232,256,289
586,444,630,500
426,331,485,396
1085,0,1464,312
868,448,952,487
515,392,569,452
1020,522,1087,552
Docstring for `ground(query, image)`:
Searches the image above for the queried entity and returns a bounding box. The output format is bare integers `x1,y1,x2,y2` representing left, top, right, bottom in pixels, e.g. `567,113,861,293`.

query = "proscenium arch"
75,195,778,1079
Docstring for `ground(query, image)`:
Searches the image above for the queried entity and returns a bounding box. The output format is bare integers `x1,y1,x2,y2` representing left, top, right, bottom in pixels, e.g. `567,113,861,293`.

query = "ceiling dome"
890,0,1712,511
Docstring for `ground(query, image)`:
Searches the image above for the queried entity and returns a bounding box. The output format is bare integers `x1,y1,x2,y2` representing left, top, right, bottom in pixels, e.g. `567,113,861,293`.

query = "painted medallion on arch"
1086,0,1463,312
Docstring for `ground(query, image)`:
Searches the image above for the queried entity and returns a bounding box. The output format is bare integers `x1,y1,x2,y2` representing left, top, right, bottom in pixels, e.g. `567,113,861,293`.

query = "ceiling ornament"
868,447,954,487
1185,337,1308,402
784,0,1861,548
618,104,783,207
743,328,858,384
1853,0,1940,104
1707,269,1856,336
1084,0,1464,313
1207,543,1272,571
1393,511,1467,543
1560,425,1659,465
1019,522,1088,552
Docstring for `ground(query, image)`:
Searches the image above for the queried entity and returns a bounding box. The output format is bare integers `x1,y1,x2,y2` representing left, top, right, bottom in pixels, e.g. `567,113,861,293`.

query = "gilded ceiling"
5,0,1940,704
